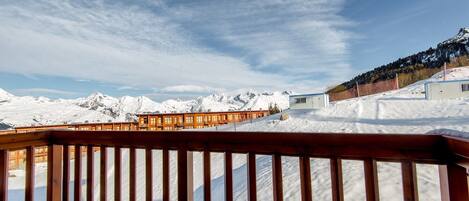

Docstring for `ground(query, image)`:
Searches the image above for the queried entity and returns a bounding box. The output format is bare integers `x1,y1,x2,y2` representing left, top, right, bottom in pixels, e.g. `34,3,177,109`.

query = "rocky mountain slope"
0,89,289,127
329,28,469,92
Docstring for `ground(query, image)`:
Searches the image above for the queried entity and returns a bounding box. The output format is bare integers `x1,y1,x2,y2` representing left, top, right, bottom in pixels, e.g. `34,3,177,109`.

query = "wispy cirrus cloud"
160,84,224,94
0,0,354,97
13,88,78,96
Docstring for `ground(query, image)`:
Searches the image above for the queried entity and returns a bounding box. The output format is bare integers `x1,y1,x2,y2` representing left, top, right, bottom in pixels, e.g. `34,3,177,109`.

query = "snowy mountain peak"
439,27,469,46
0,88,14,102
77,92,117,110
0,88,13,97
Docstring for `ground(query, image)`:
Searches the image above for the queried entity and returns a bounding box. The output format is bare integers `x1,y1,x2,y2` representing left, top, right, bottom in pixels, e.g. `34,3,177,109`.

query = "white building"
289,93,329,109
425,79,469,100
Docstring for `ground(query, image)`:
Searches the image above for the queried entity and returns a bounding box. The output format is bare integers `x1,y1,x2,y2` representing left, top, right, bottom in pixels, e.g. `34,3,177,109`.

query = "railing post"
129,147,136,201
63,146,70,201
272,154,283,201
247,153,257,201
114,147,122,201
178,149,188,201
87,145,94,201
47,145,63,201
187,151,194,201
204,151,211,201
100,146,107,201
162,149,170,201
439,165,450,201
225,151,233,201
0,150,8,201
330,158,344,201
364,159,379,201
446,163,469,201
401,161,418,201
25,146,35,201
74,145,82,201
299,156,312,201
145,148,153,201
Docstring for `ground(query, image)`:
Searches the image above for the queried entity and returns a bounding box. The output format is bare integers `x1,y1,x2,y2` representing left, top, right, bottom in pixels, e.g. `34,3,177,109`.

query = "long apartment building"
3,110,269,169
14,122,138,133
137,110,269,130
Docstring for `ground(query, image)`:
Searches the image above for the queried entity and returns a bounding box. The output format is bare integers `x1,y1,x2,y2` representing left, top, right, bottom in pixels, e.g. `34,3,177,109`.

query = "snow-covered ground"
6,67,469,201
212,67,469,135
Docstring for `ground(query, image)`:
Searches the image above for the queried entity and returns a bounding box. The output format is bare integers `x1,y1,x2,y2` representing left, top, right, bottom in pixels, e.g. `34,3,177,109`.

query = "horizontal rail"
46,130,447,163
0,132,49,150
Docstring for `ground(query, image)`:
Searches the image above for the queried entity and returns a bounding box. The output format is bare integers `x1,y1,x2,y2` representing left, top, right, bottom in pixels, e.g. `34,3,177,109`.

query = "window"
462,83,469,92
295,97,307,104
164,117,172,124
150,118,156,125
140,117,148,125
196,116,203,123
185,116,193,123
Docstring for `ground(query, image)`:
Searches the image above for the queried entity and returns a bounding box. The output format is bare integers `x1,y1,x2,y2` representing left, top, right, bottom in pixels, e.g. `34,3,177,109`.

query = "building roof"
15,121,137,129
136,110,269,116
425,79,469,85
289,93,327,98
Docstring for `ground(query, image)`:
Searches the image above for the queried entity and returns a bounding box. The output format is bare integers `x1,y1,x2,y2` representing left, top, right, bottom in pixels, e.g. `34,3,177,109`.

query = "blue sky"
0,0,468,101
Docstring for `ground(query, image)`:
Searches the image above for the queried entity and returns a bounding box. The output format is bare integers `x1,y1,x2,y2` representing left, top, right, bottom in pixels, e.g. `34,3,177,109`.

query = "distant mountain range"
0,88,289,128
329,28,469,92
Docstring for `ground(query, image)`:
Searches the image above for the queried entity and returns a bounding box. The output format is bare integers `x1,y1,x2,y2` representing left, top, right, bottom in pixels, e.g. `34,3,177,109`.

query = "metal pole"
356,81,360,97
443,62,447,81
395,73,399,89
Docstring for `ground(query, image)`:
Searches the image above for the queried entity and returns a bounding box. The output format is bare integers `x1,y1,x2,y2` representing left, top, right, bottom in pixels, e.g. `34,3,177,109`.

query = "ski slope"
7,67,469,201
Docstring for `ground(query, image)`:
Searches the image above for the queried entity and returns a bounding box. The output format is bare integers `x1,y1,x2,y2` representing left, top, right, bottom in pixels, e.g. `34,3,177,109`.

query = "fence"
0,130,467,201
328,78,399,102
327,65,456,102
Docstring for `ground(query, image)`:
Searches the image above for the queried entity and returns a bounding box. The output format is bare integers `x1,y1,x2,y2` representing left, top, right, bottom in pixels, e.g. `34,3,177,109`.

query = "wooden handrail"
46,130,446,163
0,130,466,201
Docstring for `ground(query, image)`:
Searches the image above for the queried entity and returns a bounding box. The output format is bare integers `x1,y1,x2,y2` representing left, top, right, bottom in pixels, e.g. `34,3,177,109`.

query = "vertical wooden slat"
364,159,379,201
225,151,233,201
178,149,188,201
115,147,122,201
330,158,344,201
401,161,418,201
0,150,8,201
162,149,169,201
247,153,257,201
87,145,94,201
129,147,136,201
74,145,82,201
100,146,107,201
47,145,63,201
438,165,450,201
299,156,312,201
187,152,194,201
204,151,211,201
272,154,283,201
63,146,70,201
25,146,35,201
446,163,469,201
145,148,153,201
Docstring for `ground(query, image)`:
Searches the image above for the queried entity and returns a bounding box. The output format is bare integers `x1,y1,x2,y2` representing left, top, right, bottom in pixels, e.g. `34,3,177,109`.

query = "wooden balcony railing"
0,130,467,201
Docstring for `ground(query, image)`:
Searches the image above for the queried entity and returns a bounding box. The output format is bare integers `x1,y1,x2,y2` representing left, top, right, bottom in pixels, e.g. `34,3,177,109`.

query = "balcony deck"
0,130,467,201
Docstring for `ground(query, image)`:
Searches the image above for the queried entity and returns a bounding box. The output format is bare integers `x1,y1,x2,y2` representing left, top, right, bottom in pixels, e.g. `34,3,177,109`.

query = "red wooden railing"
0,130,467,201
